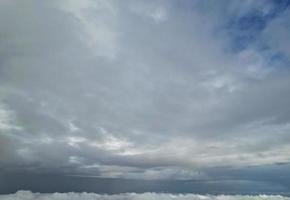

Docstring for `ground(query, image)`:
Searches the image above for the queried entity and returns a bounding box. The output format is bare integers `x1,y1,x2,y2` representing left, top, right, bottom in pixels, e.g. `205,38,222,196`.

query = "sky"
1,0,290,195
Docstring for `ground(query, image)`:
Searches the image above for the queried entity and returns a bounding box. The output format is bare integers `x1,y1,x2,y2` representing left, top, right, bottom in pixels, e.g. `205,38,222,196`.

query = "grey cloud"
0,0,290,181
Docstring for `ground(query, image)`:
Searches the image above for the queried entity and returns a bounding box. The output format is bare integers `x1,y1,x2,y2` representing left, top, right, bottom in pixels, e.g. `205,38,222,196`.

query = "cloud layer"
0,0,290,183
1,191,289,200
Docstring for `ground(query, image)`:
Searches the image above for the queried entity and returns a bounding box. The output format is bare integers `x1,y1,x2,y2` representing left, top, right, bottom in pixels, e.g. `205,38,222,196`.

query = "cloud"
262,8,290,58
0,191,289,200
0,0,290,181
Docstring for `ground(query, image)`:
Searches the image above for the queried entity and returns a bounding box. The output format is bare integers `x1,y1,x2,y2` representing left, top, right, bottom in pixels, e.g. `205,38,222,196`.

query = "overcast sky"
1,0,290,194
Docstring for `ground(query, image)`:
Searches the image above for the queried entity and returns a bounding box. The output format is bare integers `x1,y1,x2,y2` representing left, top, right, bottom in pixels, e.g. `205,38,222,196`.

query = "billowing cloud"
0,0,290,184
0,191,289,200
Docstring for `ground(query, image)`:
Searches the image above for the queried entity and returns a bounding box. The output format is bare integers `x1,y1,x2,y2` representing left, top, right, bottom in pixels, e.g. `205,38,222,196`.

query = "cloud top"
1,191,289,200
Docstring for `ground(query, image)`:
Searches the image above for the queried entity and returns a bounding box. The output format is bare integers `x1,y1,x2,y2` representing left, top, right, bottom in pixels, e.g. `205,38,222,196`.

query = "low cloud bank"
0,191,289,200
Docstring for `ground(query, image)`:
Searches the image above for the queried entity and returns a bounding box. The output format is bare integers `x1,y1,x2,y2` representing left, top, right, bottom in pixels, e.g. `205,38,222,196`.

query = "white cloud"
129,1,169,23
0,191,288,200
59,0,120,60
0,103,21,131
